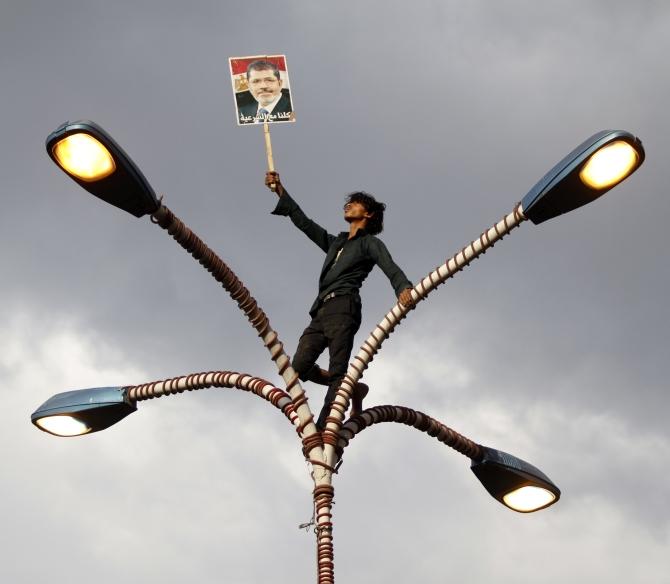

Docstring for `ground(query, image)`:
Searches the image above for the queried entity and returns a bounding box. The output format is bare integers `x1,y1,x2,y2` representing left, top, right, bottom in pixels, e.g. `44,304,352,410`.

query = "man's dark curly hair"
345,191,386,235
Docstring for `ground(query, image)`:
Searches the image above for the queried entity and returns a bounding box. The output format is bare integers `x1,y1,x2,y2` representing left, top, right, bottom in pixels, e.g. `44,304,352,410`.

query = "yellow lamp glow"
579,140,639,190
35,415,91,437
52,133,116,182
503,485,556,512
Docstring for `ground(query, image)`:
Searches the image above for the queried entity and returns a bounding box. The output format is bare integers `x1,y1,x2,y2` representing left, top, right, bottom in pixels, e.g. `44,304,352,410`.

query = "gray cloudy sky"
1,1,668,582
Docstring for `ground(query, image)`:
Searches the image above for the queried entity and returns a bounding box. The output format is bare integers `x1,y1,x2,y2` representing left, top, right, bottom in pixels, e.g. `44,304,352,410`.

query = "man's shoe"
350,382,369,418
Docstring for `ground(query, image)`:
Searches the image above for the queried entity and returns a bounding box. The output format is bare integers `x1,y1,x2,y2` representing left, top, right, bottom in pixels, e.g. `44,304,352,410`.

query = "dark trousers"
292,294,362,429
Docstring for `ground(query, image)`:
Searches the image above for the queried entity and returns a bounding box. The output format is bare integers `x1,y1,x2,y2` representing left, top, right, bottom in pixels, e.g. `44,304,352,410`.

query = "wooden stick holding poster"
229,54,295,191
263,120,275,189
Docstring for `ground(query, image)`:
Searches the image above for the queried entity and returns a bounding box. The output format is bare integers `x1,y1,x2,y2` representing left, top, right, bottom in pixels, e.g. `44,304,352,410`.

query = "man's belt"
321,291,351,303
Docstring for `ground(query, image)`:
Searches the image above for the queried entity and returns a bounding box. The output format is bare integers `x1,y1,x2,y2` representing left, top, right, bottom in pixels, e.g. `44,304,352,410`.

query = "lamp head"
31,386,136,437
471,446,560,513
521,130,645,224
46,120,160,217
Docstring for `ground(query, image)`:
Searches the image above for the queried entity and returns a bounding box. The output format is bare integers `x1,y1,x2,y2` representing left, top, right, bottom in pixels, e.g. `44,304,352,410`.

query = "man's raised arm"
266,171,334,253
265,171,285,197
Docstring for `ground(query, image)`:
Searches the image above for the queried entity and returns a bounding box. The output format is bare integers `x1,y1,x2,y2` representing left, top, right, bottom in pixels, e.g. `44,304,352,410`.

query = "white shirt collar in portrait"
256,94,282,120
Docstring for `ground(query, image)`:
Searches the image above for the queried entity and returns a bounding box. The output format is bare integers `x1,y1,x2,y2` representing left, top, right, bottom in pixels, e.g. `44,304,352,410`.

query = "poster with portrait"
229,54,295,126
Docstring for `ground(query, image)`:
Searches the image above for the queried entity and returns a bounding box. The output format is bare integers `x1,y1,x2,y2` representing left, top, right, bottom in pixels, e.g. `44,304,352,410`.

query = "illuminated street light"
46,120,160,217
521,130,645,225
52,133,116,181
34,121,646,582
31,386,136,437
579,140,640,189
471,446,560,512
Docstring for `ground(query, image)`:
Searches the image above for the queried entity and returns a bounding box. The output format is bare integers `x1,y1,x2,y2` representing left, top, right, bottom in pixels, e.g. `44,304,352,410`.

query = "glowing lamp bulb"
579,140,639,190
503,485,557,512
35,415,91,437
52,133,116,182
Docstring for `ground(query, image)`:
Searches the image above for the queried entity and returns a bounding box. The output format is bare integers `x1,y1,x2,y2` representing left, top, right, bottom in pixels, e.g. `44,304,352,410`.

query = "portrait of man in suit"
231,58,294,125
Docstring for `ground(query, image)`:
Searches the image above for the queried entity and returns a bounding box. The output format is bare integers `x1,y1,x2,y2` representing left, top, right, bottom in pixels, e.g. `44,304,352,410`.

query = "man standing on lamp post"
266,171,414,430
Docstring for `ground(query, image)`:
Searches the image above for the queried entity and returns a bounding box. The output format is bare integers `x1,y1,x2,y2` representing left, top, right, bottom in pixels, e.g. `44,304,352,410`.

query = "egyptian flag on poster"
229,54,295,126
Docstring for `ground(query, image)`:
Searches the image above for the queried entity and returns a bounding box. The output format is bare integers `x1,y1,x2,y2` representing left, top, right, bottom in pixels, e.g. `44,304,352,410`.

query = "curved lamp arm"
334,404,561,515
151,205,298,391
150,205,328,473
42,120,325,471
322,203,526,464
127,370,300,428
31,371,299,437
319,406,482,584
336,405,483,462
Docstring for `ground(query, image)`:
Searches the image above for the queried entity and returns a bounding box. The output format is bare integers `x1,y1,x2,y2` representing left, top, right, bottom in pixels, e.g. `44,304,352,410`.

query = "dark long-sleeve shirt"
272,191,412,315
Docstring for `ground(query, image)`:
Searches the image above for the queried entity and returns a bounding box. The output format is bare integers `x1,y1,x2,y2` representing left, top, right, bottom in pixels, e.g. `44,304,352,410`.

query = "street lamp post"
33,121,644,583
